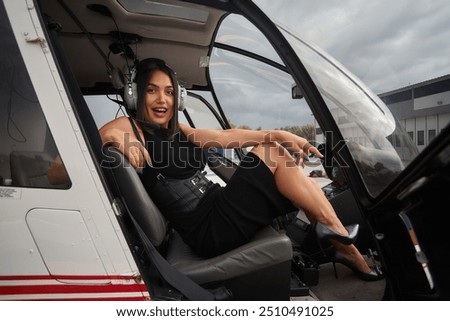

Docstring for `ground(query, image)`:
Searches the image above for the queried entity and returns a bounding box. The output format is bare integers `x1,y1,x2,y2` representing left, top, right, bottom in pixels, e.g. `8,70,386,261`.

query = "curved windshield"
214,13,282,65
279,25,418,196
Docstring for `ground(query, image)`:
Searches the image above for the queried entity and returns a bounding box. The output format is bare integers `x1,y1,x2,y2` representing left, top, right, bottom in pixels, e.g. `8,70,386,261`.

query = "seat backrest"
102,146,167,246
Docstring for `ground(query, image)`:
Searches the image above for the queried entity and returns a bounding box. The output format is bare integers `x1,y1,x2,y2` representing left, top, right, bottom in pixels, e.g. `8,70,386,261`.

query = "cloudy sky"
255,0,450,94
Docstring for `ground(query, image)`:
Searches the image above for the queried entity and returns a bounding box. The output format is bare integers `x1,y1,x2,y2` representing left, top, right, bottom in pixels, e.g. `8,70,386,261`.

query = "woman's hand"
121,132,151,169
300,141,323,159
273,130,323,166
274,130,322,155
99,117,151,169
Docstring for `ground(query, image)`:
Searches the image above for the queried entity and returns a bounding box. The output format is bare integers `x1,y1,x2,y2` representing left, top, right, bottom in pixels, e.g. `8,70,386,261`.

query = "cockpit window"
0,2,71,190
215,14,283,66
278,25,418,196
209,47,314,131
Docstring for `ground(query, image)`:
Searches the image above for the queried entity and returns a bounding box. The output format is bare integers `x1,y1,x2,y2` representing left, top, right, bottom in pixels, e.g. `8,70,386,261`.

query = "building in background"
379,74,450,152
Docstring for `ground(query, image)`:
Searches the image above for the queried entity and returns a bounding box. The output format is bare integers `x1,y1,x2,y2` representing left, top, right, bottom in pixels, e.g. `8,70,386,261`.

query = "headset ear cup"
178,86,187,111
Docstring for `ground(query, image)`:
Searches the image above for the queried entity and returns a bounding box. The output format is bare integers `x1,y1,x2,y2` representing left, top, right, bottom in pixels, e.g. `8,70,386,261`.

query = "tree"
228,121,315,142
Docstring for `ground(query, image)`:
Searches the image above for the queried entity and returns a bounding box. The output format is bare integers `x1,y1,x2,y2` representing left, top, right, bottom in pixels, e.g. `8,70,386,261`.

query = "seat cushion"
165,226,292,285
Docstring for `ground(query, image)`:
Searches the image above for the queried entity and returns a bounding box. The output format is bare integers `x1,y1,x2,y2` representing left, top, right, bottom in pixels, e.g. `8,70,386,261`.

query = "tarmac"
291,258,385,301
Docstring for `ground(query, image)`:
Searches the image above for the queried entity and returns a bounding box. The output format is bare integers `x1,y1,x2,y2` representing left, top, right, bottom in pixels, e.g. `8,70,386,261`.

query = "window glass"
428,129,436,143
278,25,418,196
85,95,128,128
0,2,70,189
209,48,314,132
215,14,283,65
181,93,223,130
417,130,425,146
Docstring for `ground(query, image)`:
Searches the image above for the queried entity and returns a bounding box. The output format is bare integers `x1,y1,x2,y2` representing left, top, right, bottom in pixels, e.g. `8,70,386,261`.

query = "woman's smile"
144,70,174,128
151,107,168,117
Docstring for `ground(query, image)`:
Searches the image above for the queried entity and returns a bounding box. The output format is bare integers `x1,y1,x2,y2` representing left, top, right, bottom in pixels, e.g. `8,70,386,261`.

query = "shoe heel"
315,233,339,279
333,250,384,282
332,260,339,279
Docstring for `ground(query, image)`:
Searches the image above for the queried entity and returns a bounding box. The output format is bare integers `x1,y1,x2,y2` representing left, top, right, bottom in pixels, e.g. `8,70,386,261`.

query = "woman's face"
143,69,175,128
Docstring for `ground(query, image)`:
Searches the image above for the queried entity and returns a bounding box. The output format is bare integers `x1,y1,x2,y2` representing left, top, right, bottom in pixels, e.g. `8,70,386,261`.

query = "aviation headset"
124,59,186,112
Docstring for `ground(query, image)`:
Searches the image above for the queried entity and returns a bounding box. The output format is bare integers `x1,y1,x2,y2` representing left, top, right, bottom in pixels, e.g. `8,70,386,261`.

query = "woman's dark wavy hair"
134,58,180,138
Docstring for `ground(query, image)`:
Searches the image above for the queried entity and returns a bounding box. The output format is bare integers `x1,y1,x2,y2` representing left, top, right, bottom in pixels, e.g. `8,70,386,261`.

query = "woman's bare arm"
99,116,151,168
179,123,322,158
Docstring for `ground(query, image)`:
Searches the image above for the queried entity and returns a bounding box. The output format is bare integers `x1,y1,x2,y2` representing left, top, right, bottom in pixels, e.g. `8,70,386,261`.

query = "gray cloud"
255,0,450,93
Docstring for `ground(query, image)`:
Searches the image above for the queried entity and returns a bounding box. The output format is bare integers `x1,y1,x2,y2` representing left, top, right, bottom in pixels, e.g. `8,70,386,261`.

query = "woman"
99,58,381,280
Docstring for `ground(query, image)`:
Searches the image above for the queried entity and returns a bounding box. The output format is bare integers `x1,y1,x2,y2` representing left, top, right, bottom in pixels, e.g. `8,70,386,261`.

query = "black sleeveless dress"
140,129,296,258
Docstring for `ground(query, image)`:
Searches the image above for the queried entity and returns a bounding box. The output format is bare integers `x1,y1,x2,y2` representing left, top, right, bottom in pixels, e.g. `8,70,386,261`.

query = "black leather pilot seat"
102,146,293,300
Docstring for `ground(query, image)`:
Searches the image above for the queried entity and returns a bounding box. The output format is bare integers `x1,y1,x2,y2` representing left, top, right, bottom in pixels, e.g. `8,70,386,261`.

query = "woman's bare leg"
250,143,371,273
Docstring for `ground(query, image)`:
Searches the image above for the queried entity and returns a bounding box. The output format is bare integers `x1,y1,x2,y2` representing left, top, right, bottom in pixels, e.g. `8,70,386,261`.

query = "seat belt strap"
128,212,215,300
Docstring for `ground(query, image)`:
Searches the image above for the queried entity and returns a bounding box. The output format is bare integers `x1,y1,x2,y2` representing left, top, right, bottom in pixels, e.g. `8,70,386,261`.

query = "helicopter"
0,0,448,301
